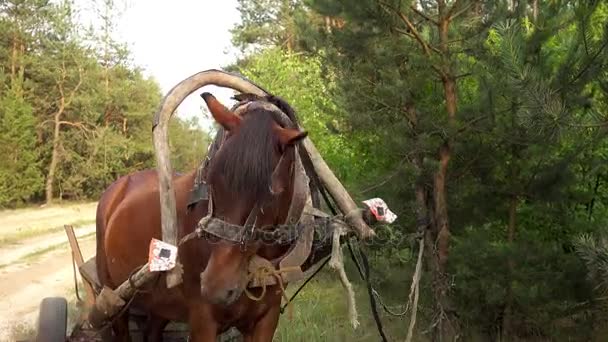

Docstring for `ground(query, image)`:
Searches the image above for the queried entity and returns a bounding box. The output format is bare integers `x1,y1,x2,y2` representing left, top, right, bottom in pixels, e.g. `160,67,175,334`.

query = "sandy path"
0,236,96,341
0,225,95,270
0,204,98,342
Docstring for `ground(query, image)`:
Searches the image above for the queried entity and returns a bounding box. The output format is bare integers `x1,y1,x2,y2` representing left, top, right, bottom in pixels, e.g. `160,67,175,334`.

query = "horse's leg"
144,314,169,342
112,310,132,342
188,305,218,342
243,303,281,342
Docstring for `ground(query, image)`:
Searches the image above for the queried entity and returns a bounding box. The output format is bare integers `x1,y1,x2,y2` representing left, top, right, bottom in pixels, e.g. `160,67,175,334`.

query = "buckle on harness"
240,224,255,250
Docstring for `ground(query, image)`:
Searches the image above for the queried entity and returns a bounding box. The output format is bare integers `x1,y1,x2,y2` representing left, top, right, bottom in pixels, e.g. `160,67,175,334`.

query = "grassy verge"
274,269,426,342
0,219,95,247
0,201,95,218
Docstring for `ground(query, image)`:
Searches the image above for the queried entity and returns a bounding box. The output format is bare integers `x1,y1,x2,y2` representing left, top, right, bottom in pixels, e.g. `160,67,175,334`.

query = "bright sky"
80,0,242,130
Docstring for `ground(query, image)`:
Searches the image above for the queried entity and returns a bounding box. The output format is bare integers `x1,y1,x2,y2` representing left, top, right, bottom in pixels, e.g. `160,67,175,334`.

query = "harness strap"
187,128,225,210
193,216,305,245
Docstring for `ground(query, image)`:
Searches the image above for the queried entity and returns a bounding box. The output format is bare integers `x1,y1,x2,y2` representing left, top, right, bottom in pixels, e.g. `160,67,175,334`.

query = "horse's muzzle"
200,270,244,306
201,284,242,306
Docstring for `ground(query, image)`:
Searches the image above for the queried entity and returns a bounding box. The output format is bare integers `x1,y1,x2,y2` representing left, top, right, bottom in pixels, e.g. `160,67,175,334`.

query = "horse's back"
94,169,202,321
95,169,160,287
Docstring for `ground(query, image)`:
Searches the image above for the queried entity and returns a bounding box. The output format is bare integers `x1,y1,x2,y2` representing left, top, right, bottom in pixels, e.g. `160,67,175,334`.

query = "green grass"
274,270,426,342
0,219,95,247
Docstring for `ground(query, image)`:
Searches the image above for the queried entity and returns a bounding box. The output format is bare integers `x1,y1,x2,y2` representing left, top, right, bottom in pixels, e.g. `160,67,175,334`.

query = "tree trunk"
426,13,459,342
429,143,459,342
392,3,461,339
531,0,539,22
45,106,64,204
10,34,18,81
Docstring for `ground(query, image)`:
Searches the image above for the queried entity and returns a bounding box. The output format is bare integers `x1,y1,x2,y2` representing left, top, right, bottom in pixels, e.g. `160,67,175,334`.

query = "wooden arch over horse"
95,70,375,341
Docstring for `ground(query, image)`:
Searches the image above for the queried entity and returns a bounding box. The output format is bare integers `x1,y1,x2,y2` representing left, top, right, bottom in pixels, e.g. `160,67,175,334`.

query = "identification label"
148,238,178,272
362,198,397,224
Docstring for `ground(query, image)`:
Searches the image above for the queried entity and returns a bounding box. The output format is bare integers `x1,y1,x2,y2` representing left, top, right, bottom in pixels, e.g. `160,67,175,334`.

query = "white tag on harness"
362,198,397,224
148,238,178,272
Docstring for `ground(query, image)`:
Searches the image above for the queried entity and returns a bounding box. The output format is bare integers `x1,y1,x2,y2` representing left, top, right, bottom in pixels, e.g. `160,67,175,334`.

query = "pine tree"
231,0,306,52
0,80,42,206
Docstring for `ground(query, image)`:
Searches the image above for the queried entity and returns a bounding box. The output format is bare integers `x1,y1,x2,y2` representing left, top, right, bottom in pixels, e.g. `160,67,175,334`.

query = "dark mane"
266,95,299,126
208,109,280,201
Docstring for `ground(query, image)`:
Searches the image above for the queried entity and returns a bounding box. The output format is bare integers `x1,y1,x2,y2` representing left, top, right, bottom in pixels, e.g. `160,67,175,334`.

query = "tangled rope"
329,223,360,329
244,265,302,320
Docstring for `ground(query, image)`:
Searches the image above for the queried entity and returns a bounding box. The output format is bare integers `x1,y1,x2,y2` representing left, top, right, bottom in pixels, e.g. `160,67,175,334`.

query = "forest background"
1,0,608,341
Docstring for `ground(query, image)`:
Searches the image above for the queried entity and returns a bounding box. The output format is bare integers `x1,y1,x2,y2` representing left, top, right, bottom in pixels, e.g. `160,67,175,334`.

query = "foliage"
0,82,42,206
231,0,307,52
232,48,385,190
0,0,207,206
231,0,608,340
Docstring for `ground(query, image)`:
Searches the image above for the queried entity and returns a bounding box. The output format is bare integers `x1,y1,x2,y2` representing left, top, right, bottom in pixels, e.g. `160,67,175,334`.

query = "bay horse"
96,72,309,341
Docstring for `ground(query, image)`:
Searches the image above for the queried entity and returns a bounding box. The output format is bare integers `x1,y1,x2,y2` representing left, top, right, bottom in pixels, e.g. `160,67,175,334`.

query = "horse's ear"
273,124,308,146
201,92,241,130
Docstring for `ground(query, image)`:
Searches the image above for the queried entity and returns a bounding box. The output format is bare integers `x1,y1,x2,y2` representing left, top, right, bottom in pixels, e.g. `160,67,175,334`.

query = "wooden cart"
33,225,199,342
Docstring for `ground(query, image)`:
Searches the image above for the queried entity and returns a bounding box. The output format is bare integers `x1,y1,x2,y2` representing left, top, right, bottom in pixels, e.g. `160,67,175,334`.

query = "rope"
280,256,330,314
244,265,302,320
348,241,408,316
329,225,360,328
346,240,389,342
359,246,389,342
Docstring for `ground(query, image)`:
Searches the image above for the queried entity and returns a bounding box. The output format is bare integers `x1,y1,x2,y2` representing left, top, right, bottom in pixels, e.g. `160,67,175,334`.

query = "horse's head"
198,92,307,306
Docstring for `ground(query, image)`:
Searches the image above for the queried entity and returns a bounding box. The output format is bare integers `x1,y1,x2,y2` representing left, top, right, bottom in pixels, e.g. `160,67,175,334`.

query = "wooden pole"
300,139,375,239
88,264,157,329
64,225,96,309
152,69,375,250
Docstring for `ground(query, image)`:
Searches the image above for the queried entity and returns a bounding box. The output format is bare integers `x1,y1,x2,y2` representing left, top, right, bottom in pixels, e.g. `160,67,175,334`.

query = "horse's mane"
208,109,281,201
266,95,299,126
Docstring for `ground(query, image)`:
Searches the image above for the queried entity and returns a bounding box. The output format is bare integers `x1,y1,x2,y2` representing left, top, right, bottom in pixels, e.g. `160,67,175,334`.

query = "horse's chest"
215,299,271,331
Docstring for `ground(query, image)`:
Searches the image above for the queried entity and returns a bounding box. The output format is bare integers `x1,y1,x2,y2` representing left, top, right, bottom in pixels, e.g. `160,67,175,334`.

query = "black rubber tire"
36,297,68,342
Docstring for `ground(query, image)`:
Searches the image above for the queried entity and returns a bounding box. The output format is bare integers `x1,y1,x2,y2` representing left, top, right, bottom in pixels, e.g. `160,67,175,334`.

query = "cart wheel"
36,297,68,342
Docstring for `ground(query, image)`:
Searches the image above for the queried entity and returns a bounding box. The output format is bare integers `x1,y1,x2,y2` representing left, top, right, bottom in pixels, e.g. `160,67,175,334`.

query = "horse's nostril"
226,288,235,298
225,287,240,303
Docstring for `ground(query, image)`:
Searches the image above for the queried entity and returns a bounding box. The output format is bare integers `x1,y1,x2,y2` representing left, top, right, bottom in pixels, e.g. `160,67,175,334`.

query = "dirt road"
0,203,97,342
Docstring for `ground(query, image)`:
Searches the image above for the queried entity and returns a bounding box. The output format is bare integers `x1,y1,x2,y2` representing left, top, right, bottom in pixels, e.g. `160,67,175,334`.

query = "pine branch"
58,120,93,132
360,158,407,194
565,39,608,89
410,5,438,26
448,1,473,21
378,1,439,57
